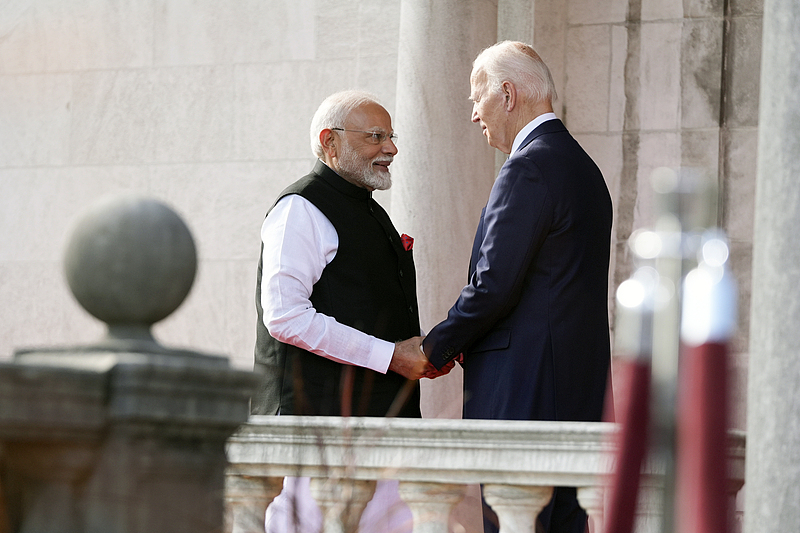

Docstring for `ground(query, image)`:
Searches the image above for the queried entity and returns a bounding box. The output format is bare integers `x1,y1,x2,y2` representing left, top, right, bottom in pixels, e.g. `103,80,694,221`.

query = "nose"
382,137,398,155
471,104,480,123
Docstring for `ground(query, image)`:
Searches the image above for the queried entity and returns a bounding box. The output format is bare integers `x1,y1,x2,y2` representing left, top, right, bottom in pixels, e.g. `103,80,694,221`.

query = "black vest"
253,161,421,417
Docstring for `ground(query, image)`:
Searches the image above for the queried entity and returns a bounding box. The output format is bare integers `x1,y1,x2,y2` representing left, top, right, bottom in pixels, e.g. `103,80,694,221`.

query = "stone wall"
551,0,762,431
0,0,401,369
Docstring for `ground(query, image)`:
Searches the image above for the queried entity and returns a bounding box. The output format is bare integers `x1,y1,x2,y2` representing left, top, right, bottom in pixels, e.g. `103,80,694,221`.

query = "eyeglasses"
331,128,398,145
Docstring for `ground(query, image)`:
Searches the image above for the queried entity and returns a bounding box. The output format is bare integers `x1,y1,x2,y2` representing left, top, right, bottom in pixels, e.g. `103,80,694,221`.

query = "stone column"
224,475,284,533
397,481,466,533
0,194,258,533
392,0,497,420
309,477,376,533
482,484,553,533
744,0,800,531
392,3,497,530
576,486,606,533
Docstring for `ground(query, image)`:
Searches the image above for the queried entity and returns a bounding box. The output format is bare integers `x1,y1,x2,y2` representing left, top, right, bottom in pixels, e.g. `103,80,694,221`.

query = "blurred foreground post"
676,233,737,533
605,169,738,533
0,194,257,533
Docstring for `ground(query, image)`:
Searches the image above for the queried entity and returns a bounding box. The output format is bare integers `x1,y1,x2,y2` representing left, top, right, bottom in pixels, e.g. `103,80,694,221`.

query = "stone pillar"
744,0,800,531
392,3,496,530
309,478,376,533
0,194,258,533
397,481,466,533
576,486,605,533
224,475,283,533
482,484,553,533
392,0,497,420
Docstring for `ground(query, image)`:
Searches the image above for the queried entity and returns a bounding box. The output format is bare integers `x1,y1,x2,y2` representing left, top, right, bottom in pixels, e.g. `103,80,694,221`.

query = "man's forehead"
471,66,487,80
470,69,487,90
347,103,391,128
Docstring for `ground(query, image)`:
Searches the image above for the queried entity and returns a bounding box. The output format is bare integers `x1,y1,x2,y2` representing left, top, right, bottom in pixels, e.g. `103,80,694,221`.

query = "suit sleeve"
423,154,551,369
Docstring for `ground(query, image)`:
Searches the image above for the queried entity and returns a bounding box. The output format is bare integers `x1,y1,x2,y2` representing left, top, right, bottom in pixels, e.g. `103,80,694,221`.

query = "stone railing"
225,416,746,533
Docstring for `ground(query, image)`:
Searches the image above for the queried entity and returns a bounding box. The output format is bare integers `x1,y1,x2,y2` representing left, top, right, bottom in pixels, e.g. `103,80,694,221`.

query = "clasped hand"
390,336,457,380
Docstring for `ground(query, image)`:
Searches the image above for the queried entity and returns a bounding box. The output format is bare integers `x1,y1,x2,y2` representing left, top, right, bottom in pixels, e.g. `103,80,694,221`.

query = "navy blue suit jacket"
424,119,612,422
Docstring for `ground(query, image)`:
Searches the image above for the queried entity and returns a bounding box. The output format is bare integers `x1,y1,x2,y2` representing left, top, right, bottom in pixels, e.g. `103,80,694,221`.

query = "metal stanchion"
604,168,736,533
676,232,737,533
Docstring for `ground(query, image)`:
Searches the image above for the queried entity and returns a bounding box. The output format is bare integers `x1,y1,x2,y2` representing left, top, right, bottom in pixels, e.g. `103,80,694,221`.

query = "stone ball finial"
64,194,197,340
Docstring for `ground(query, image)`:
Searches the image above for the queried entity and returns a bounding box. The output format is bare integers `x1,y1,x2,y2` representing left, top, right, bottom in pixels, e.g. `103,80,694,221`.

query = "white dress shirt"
260,193,395,374
510,112,558,156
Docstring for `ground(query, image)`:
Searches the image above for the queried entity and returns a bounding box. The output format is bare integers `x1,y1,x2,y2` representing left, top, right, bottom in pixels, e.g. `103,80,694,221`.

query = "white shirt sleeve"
260,194,395,373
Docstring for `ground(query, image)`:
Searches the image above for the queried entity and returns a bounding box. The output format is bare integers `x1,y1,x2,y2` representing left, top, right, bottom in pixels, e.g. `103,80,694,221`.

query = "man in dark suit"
422,41,613,533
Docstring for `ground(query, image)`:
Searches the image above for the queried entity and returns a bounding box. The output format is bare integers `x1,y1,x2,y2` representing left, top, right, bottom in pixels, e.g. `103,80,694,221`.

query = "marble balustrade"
225,416,746,533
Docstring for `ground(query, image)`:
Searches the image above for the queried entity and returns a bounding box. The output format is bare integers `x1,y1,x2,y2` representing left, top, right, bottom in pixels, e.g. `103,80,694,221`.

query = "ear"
501,81,517,112
320,129,337,159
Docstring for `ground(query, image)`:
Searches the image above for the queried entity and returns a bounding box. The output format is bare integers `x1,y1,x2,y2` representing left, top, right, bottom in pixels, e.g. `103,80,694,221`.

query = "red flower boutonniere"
401,233,414,251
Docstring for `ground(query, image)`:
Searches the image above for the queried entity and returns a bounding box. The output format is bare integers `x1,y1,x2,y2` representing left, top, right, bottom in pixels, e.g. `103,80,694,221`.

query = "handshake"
389,336,458,381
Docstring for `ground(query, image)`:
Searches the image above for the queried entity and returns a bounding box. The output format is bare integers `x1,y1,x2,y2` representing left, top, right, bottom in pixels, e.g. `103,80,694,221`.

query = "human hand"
389,336,436,380
422,359,456,379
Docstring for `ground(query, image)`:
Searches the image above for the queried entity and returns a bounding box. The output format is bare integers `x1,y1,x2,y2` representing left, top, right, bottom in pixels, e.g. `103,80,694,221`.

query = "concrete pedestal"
0,194,258,532
0,348,256,533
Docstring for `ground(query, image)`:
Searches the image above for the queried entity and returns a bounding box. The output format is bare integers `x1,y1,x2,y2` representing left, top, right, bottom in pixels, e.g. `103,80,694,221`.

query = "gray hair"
309,90,382,159
472,41,558,104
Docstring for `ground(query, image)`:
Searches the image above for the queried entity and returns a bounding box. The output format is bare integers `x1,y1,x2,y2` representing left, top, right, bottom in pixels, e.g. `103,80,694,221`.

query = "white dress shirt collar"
510,112,558,156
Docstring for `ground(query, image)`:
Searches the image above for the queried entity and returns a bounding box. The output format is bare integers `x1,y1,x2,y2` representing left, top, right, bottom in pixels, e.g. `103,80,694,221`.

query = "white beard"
336,141,393,191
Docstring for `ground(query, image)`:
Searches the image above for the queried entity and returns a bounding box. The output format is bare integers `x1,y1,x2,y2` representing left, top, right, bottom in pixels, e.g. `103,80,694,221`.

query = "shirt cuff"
366,338,395,374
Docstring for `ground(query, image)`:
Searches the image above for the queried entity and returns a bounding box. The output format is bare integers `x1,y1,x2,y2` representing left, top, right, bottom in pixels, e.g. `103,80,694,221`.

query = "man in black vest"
253,90,434,532
253,90,432,420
